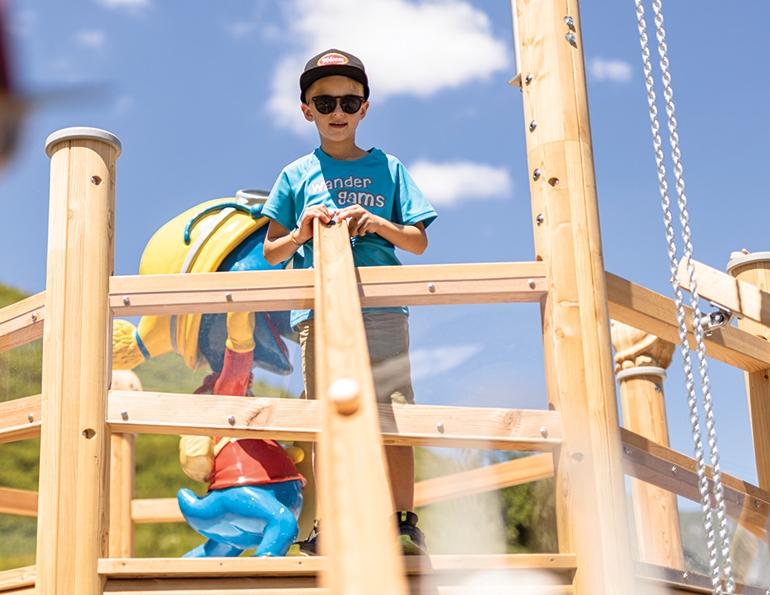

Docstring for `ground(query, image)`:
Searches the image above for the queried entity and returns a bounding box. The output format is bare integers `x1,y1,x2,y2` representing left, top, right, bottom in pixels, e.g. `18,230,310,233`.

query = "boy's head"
300,49,369,104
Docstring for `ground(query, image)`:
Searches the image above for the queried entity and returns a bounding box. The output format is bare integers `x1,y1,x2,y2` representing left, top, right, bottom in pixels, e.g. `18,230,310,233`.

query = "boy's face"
301,75,369,145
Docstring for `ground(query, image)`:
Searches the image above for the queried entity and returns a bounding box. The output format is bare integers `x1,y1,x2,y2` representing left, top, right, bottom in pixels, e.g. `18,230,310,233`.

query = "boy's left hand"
336,205,382,237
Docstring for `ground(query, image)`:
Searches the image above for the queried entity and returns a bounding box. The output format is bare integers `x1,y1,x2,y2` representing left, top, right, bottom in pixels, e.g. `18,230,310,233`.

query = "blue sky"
2,0,770,495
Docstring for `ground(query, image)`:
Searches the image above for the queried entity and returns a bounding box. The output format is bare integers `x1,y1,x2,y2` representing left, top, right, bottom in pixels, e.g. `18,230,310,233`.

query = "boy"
262,49,437,555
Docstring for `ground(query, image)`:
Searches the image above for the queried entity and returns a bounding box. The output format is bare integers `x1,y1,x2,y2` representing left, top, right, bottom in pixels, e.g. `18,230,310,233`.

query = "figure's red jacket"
208,438,306,491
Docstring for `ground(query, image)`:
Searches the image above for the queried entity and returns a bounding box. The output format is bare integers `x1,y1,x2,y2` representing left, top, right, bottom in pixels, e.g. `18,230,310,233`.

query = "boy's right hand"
296,205,334,244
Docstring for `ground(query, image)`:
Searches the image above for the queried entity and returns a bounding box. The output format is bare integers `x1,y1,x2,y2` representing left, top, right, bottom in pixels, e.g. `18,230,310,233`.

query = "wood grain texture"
0,292,44,354
312,220,408,595
606,272,770,372
0,566,35,591
107,262,546,317
0,395,41,444
107,390,561,451
517,0,635,592
0,487,37,516
36,134,118,595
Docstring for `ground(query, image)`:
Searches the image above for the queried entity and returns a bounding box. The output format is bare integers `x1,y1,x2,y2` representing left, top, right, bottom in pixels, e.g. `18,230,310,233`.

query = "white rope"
633,1,734,592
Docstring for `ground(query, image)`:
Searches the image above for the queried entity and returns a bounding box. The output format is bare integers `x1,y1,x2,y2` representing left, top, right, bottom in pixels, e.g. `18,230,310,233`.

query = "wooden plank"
517,0,636,593
107,391,562,451
0,487,37,517
606,271,770,372
36,130,119,595
312,220,407,594
621,428,770,536
0,395,41,445
130,498,182,524
0,566,35,591
107,262,547,316
0,293,45,354
414,453,554,507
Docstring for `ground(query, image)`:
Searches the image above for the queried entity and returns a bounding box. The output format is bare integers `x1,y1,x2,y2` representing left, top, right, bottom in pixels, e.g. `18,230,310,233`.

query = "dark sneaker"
286,521,320,557
396,511,428,556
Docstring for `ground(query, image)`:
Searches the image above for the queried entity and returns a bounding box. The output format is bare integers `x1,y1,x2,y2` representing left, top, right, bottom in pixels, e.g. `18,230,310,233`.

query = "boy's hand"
297,204,334,243
336,204,382,237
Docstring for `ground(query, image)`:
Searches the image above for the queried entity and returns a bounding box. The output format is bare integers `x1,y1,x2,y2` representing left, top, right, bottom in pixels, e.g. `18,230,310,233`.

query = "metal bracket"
699,301,738,336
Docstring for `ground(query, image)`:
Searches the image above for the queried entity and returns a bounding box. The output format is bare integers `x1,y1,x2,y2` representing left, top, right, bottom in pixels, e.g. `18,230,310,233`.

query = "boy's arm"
335,204,427,255
263,204,335,265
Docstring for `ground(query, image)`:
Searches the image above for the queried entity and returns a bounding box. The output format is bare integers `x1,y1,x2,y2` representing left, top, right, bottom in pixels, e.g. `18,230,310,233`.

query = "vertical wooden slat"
37,128,120,595
515,1,635,593
611,321,685,569
313,220,408,595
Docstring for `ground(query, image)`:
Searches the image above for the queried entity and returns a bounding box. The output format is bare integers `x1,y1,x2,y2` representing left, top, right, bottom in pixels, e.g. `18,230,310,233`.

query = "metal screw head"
525,73,533,85
536,214,544,226
528,279,536,289
28,413,34,423
427,283,436,293
682,571,689,581
121,410,129,421
31,312,38,322
756,500,761,508
654,384,661,392
228,415,236,426
540,426,548,438
671,465,677,473
90,176,102,185
564,16,575,30
529,120,538,132
533,168,541,181
623,447,631,454
225,292,233,302
122,296,130,306
566,32,577,47
436,422,445,433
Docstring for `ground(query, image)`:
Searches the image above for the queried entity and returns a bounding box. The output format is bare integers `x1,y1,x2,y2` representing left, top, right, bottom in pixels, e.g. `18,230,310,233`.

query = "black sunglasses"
310,95,365,115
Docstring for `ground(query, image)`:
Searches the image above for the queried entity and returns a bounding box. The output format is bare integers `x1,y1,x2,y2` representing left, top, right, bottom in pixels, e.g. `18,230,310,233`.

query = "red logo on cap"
318,53,349,67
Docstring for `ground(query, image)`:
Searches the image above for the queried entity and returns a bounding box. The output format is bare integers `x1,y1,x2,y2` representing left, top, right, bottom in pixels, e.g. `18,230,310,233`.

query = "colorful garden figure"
111,189,308,557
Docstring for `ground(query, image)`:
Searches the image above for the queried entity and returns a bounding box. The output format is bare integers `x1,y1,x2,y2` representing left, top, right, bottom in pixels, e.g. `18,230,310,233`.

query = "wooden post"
313,220,408,595
611,321,685,569
108,370,140,558
514,1,636,592
725,252,770,578
37,128,120,595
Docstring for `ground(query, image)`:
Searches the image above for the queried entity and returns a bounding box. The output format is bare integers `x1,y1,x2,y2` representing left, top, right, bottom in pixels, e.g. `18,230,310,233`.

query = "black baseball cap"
299,49,370,103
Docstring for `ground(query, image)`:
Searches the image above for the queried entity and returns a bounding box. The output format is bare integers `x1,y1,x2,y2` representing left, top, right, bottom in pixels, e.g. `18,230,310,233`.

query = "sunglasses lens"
313,96,337,114
340,96,363,114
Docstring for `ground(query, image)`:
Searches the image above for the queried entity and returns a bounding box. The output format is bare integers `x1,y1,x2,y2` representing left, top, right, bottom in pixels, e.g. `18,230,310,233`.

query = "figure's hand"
296,205,334,244
336,204,383,237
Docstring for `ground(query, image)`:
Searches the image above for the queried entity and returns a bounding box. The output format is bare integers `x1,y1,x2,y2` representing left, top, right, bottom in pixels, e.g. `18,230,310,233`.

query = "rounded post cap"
45,127,122,158
726,251,770,276
328,377,361,415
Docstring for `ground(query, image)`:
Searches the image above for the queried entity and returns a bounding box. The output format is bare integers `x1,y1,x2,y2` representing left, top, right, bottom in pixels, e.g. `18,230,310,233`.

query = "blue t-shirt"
263,147,437,328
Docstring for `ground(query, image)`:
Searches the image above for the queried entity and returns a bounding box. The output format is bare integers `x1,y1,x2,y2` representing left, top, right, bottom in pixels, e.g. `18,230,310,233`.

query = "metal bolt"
228,415,236,426
122,296,130,306
566,32,577,47
121,410,129,421
28,413,34,423
756,500,761,508
525,73,533,85
533,168,541,181
427,283,436,293
528,279,536,289
31,312,38,322
436,422,445,434
564,16,575,30
540,426,548,438
682,571,689,581
654,384,661,392
671,465,677,473
623,447,631,454
90,176,102,185
225,292,233,302
536,214,544,226
529,120,538,132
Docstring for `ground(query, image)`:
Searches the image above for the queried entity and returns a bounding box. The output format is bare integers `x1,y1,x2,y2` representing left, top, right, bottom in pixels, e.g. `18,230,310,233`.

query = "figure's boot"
213,348,254,396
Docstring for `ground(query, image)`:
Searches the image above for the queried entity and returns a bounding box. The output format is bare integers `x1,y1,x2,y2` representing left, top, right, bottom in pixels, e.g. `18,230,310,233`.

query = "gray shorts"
298,311,415,405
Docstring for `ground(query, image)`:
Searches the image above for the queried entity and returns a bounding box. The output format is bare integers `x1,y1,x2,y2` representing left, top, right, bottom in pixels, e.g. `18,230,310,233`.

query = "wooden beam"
107,390,562,451
0,487,37,517
606,271,770,372
36,128,120,595
621,428,770,537
107,261,547,316
0,292,44,354
312,220,407,594
0,395,41,444
414,453,554,507
0,566,35,592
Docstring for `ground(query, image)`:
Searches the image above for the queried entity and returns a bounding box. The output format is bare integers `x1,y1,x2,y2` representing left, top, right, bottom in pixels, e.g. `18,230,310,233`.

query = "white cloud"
95,0,149,9
410,344,483,381
589,57,632,83
76,30,106,49
269,0,510,133
408,160,512,206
